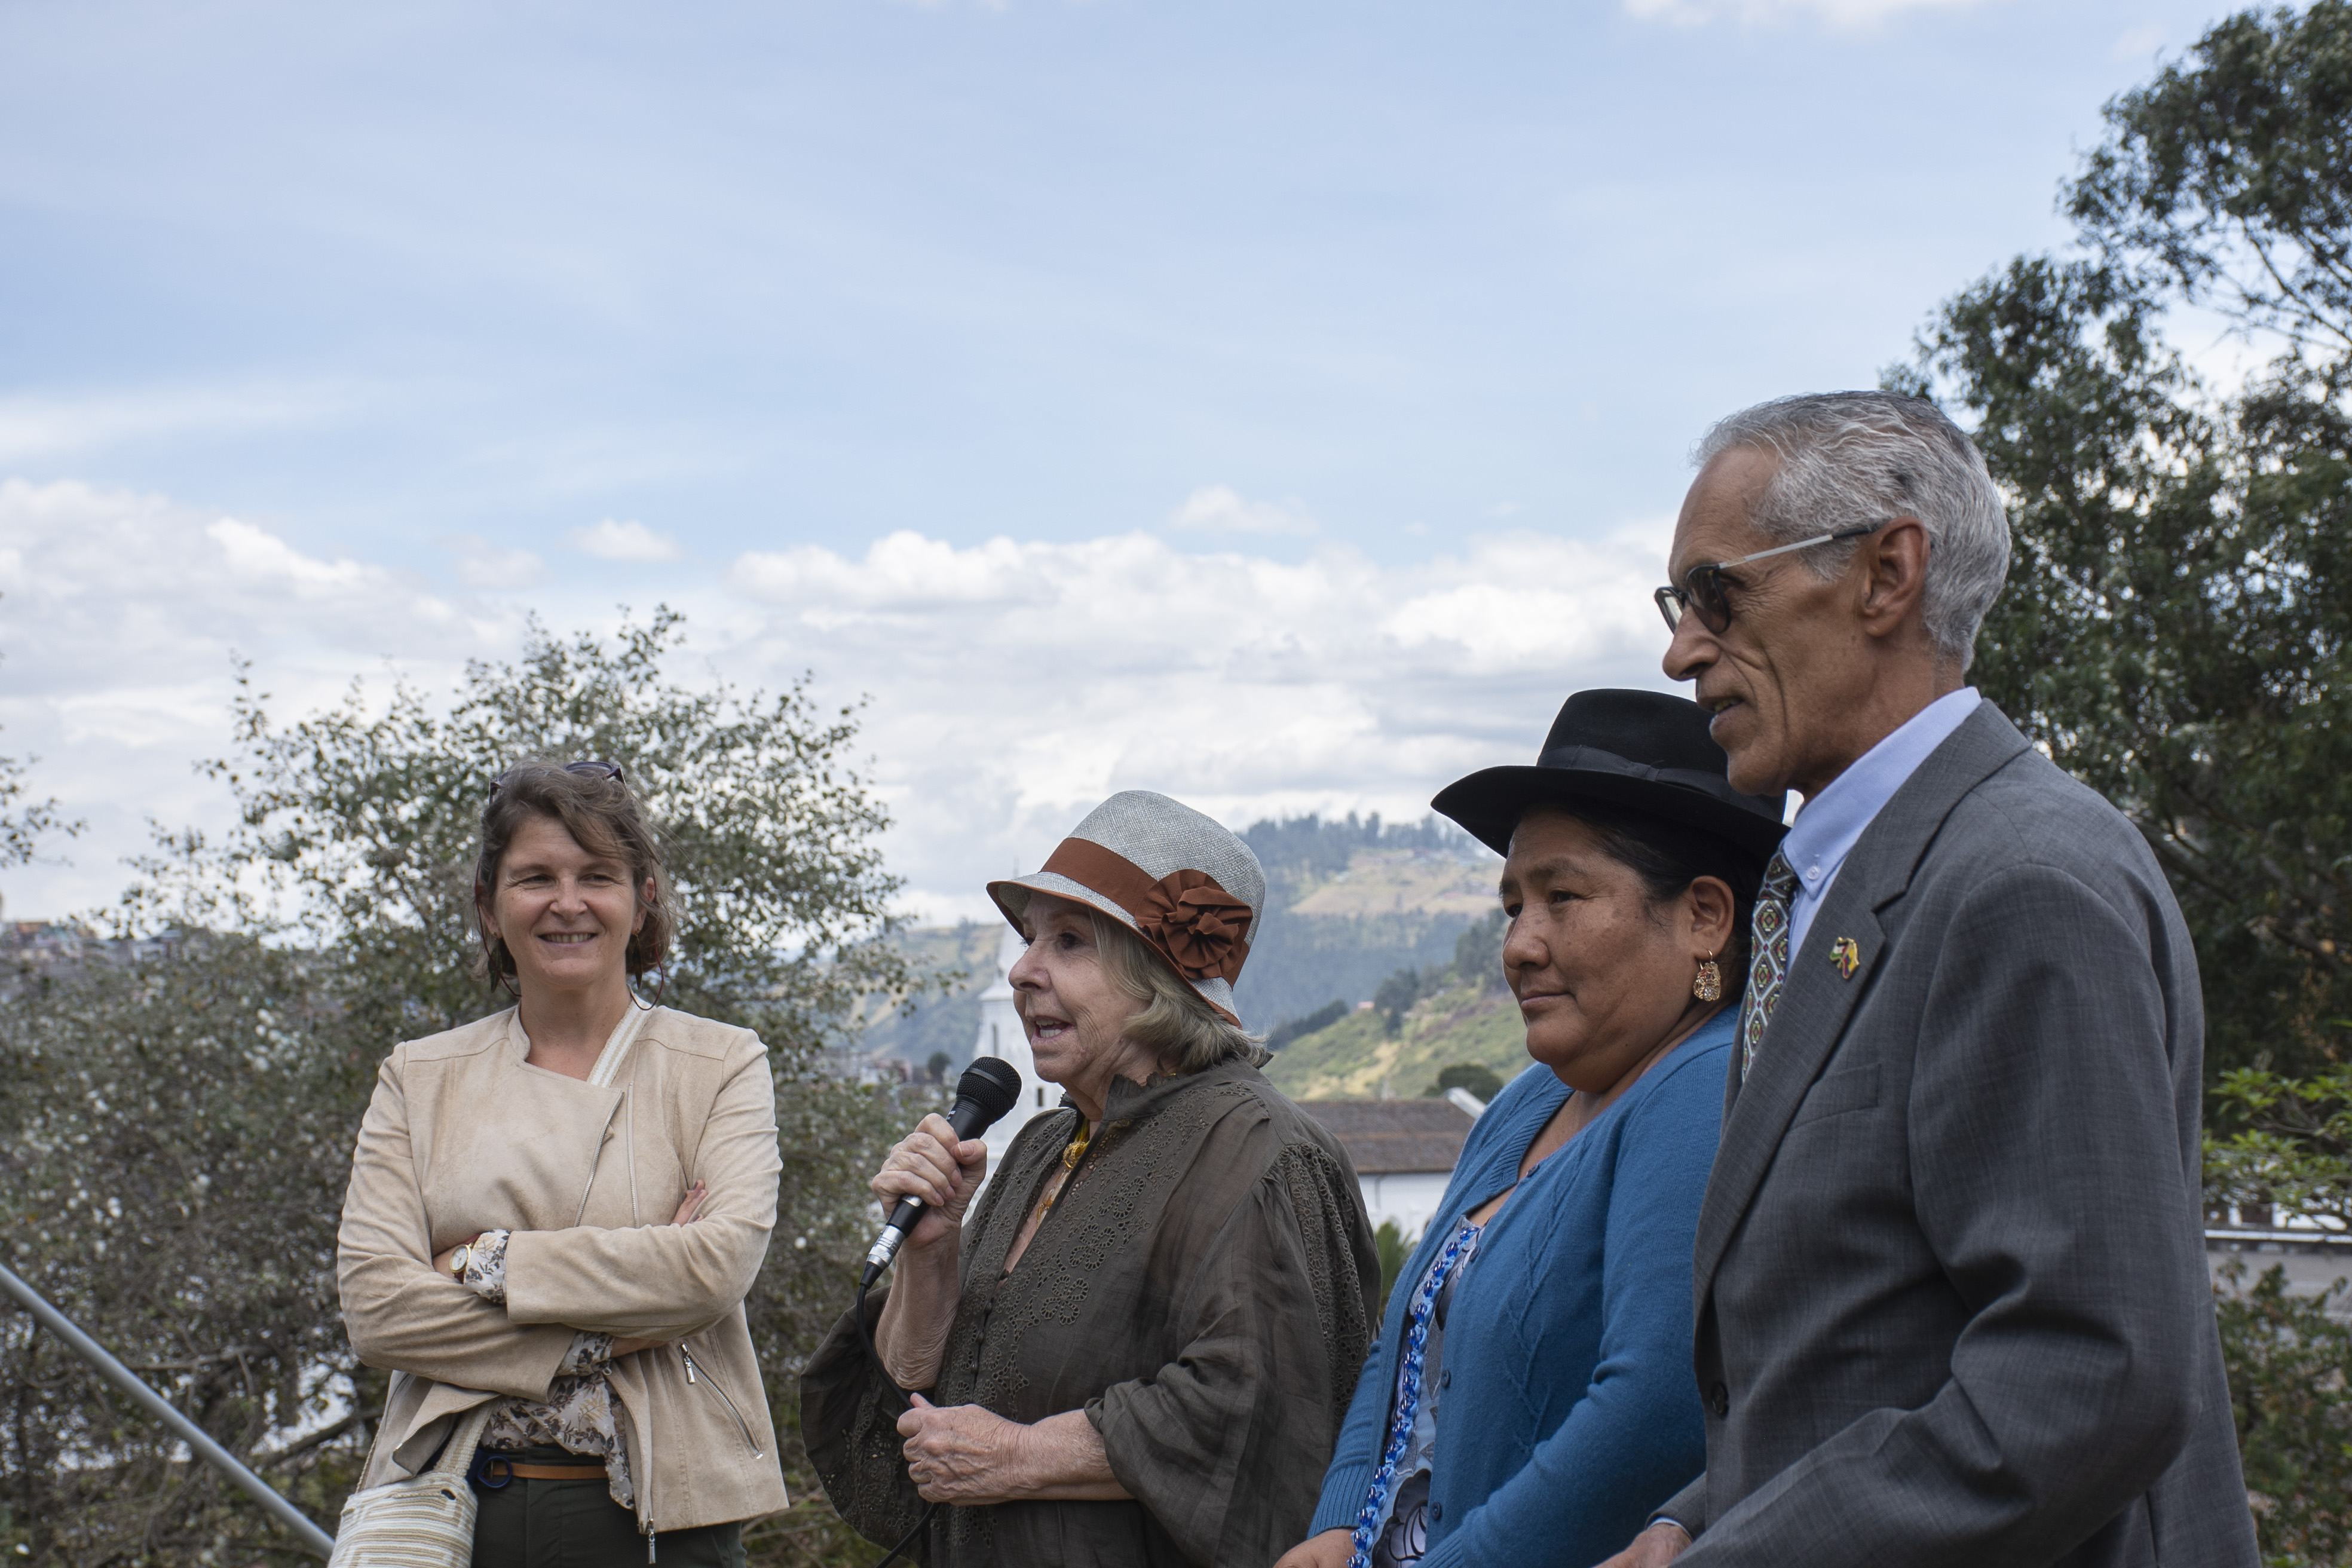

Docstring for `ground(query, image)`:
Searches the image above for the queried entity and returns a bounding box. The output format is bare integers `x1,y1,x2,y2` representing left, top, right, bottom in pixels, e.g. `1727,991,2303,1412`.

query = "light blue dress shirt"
1780,687,1980,960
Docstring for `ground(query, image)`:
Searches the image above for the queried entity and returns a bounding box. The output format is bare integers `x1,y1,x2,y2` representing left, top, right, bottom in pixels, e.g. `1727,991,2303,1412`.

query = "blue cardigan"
1310,1012,1732,1568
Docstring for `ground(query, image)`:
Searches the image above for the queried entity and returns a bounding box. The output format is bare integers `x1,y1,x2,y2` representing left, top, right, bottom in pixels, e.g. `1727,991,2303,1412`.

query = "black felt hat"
1432,689,1788,862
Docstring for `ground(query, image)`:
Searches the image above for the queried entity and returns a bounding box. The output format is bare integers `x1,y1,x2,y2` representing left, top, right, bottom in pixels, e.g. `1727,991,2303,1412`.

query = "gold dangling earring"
1693,950,1723,1003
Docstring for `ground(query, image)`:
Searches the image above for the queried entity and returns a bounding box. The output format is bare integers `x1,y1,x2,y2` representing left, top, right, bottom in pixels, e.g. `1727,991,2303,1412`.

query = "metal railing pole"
0,1260,336,1558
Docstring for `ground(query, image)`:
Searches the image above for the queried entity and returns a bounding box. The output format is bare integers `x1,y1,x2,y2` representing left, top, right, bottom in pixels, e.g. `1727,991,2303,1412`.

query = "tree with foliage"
0,936,360,1561
1901,0,2352,1085
1425,1062,1505,1102
2,610,931,1564
1264,999,1351,1051
127,608,916,1051
2207,1062,2352,1236
0,629,80,876
1899,11,2352,1557
1450,909,1506,991
2215,1261,2352,1560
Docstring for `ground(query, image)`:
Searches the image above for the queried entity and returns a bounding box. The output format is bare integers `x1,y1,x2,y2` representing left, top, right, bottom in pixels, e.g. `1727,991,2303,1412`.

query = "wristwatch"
448,1242,471,1282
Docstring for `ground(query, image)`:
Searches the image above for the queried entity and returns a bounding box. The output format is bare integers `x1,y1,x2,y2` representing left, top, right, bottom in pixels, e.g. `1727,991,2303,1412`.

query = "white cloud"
727,523,1677,924
1165,484,1316,537
571,517,683,562
0,477,1687,942
0,478,526,921
1624,0,1999,27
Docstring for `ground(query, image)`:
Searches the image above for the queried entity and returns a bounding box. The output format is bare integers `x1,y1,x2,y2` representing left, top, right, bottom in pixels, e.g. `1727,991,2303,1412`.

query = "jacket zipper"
680,1345,763,1456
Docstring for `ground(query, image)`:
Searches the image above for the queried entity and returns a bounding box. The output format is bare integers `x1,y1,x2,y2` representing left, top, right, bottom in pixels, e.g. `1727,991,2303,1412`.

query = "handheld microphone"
861,1056,1023,1285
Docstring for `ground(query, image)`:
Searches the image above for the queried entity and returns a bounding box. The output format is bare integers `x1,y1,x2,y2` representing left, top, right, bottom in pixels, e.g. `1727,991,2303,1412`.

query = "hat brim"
1431,765,1788,863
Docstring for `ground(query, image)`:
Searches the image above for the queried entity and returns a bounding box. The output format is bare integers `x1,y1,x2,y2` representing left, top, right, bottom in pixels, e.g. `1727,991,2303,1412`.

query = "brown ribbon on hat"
1039,837,1255,985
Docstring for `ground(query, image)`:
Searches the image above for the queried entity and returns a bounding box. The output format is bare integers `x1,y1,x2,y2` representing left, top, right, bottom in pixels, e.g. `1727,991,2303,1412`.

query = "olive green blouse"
803,1058,1380,1567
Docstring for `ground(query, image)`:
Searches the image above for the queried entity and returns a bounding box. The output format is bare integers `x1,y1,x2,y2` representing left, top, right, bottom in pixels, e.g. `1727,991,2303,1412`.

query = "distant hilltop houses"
3,918,187,982
2,921,192,992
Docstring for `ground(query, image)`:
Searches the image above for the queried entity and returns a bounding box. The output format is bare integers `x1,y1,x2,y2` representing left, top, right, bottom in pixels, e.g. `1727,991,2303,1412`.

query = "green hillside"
1261,906,1535,1101
1262,967,1533,1101
849,921,1001,1075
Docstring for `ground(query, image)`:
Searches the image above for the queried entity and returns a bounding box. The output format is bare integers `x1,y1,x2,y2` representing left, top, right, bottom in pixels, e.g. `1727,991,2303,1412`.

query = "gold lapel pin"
1832,936,1861,979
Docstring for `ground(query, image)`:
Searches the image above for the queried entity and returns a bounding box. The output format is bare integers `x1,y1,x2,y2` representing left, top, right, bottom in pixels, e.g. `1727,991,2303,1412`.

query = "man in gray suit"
1599,392,2256,1567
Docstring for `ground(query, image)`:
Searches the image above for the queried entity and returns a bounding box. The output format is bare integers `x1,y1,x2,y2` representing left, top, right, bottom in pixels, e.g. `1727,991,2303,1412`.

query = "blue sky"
0,0,2234,926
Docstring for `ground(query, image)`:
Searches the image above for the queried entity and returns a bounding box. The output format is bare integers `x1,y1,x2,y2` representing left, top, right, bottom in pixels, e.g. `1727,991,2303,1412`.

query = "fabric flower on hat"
1144,871,1254,983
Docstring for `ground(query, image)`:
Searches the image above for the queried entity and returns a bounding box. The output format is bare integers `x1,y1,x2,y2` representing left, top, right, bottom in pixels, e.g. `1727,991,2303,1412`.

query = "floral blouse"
462,1229,636,1509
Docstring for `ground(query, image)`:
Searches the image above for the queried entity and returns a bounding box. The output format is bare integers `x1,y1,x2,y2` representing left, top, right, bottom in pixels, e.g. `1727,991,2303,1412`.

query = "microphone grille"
957,1056,1024,1122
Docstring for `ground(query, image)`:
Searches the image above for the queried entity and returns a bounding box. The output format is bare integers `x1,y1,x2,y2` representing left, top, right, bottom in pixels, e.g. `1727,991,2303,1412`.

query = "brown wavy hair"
471,761,674,991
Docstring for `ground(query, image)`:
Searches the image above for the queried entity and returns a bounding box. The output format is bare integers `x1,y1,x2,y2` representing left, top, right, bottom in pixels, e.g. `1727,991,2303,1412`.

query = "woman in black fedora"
1277,689,1786,1568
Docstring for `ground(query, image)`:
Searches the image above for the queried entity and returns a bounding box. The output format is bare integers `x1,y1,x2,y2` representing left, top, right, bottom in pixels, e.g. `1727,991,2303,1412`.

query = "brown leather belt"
477,1456,608,1481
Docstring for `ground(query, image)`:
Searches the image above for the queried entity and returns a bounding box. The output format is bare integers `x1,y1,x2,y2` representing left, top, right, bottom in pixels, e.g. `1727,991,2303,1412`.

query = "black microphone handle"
862,1094,997,1283
878,1095,994,1233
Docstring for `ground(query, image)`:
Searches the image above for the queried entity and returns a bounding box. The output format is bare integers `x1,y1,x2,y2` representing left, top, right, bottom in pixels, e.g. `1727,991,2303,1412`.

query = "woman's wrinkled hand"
1271,1528,1354,1568
896,1394,1028,1504
871,1115,987,1252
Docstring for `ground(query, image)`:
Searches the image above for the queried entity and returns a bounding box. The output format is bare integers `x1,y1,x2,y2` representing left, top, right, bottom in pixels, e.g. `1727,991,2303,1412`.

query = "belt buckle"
469,1452,516,1490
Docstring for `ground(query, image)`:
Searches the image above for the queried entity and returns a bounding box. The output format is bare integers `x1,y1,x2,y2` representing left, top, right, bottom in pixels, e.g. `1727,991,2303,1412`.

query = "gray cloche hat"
988,790,1267,1025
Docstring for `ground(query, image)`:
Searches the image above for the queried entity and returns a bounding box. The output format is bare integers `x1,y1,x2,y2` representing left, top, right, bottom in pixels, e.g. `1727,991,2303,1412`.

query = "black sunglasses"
1653,520,1889,635
487,759,626,797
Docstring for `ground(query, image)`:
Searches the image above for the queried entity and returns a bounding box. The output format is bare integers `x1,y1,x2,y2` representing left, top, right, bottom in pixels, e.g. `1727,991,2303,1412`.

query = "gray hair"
1694,391,2011,672
1088,911,1267,1075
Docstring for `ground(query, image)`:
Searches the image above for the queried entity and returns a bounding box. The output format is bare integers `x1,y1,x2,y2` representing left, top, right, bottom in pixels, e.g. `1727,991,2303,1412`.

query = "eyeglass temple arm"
1717,518,1888,571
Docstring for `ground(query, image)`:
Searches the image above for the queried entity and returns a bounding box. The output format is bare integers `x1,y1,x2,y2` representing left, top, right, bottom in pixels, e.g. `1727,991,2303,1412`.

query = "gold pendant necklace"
1033,1120,1094,1224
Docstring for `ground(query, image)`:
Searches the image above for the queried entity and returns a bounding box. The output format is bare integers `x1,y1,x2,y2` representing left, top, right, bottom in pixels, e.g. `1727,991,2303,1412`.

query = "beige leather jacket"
336,1006,790,1539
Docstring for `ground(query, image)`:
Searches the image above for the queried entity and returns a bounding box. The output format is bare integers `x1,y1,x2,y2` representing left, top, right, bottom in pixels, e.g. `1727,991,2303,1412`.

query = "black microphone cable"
858,1290,933,1568
857,1057,1023,1568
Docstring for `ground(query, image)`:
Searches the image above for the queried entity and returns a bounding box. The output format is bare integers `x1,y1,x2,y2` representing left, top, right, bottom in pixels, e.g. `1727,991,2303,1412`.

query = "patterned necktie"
1740,850,1800,1081
1348,1223,1480,1568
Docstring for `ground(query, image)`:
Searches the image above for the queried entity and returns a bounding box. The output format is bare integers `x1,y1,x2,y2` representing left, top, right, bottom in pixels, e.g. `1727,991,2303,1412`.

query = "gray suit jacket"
1656,703,2256,1567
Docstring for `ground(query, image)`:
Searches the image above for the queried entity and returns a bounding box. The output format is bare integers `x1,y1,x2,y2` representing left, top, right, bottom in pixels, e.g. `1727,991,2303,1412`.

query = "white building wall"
1357,1171,1453,1241
1350,1092,1479,1241
971,925,1054,1202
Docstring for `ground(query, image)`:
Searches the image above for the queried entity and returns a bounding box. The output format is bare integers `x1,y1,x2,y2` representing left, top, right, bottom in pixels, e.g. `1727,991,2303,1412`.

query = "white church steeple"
973,923,1055,1187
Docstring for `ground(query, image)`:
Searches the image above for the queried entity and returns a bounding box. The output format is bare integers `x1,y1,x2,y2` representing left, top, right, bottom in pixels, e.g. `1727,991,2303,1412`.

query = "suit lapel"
1690,702,2034,1312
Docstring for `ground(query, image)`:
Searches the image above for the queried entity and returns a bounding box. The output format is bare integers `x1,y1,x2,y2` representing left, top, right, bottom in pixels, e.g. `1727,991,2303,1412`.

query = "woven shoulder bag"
326,1404,494,1567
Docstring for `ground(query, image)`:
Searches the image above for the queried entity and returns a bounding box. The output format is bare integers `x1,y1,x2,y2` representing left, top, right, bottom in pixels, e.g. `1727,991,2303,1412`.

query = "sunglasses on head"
487,760,626,797
1653,520,1889,635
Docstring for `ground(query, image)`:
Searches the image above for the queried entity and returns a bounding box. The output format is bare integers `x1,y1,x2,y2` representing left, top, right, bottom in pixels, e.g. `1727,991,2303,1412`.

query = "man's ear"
1858,516,1931,638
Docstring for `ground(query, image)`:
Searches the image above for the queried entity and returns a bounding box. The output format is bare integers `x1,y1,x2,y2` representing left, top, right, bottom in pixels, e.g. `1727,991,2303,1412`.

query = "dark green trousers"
468,1446,745,1568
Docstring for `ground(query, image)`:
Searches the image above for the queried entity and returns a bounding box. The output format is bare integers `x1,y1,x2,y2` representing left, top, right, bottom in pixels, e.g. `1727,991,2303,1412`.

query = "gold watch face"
451,1245,469,1279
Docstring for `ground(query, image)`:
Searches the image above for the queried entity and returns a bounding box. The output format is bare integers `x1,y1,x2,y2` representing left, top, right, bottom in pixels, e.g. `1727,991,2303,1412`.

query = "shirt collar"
1780,687,1981,898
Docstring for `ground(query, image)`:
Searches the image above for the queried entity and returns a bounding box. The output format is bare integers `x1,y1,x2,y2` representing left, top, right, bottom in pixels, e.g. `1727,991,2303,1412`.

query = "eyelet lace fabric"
799,1060,1377,1568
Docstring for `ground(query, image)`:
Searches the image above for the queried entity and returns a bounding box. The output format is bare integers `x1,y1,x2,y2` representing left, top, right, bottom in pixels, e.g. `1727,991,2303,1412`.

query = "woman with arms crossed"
337,761,788,1565
803,790,1380,1567
1280,690,1786,1568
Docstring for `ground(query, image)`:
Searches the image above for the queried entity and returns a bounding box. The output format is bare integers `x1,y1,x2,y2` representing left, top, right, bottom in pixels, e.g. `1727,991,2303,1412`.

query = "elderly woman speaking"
803,791,1379,1567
